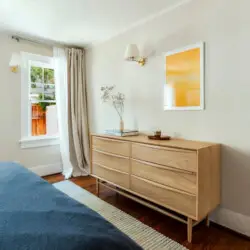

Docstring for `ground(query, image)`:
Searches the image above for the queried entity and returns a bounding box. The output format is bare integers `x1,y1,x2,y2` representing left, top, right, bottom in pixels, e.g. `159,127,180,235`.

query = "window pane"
31,102,58,136
44,68,54,84
31,104,46,136
30,82,43,101
46,104,58,136
44,84,55,100
31,66,43,83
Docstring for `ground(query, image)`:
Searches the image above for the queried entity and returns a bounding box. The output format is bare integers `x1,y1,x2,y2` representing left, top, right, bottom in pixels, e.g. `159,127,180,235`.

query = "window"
30,63,56,136
20,53,59,148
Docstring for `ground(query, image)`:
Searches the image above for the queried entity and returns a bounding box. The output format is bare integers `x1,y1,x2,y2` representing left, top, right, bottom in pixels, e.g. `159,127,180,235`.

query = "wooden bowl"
148,135,171,140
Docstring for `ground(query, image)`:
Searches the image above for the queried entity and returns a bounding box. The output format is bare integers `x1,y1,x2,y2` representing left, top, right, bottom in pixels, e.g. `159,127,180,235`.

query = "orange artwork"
164,43,204,110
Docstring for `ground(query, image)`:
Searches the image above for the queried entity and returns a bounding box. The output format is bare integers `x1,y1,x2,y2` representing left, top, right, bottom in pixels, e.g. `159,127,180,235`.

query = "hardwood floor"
44,174,250,250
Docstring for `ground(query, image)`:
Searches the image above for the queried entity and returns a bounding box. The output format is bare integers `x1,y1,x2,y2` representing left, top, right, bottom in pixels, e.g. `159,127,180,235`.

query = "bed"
0,162,141,250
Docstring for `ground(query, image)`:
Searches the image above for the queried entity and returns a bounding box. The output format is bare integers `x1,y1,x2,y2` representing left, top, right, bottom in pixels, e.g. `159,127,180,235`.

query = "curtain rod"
12,35,53,47
11,35,84,50
11,35,67,48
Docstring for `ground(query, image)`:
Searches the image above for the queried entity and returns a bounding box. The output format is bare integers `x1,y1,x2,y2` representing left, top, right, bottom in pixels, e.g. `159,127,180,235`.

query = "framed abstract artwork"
164,42,205,110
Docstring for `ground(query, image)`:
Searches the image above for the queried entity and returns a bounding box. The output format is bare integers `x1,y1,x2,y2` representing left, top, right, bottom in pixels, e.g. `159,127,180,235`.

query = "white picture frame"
164,42,205,111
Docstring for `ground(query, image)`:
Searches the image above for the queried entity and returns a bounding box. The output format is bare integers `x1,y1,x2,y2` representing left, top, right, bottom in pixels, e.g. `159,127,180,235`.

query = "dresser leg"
115,187,119,203
187,218,193,243
206,215,210,227
96,178,100,197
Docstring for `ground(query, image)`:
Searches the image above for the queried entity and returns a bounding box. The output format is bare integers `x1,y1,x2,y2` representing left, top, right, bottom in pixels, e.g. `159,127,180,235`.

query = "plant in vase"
101,85,125,132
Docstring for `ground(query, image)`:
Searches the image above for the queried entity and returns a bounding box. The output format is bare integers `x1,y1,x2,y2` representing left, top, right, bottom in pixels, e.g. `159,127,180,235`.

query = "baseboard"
30,162,62,177
211,207,250,237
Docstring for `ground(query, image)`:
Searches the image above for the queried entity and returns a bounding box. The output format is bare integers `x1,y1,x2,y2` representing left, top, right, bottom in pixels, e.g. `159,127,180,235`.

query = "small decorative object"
101,85,125,132
148,135,171,140
148,129,170,140
164,42,205,110
154,130,162,137
105,129,139,137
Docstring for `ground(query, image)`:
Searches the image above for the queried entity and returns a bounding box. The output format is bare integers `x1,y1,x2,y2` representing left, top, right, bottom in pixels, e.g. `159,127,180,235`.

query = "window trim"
20,52,59,149
19,135,59,149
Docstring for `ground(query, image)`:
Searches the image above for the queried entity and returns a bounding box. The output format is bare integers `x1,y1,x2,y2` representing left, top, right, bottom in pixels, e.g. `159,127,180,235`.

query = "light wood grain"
132,143,197,172
206,215,210,227
211,145,221,211
91,134,221,242
92,150,129,173
92,164,129,189
96,178,99,196
197,147,210,220
92,134,217,150
197,145,221,220
131,175,196,218
92,136,130,156
131,159,197,194
187,218,193,243
129,142,132,189
90,134,93,174
99,181,187,224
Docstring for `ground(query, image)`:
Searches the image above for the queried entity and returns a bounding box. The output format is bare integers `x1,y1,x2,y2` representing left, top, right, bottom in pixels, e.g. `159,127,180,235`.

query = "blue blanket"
0,162,142,250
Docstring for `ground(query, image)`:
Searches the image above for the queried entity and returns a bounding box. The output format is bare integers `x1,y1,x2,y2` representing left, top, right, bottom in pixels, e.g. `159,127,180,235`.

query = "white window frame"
20,52,59,149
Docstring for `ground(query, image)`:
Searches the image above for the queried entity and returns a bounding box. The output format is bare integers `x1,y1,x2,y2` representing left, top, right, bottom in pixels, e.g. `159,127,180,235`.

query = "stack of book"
104,129,139,137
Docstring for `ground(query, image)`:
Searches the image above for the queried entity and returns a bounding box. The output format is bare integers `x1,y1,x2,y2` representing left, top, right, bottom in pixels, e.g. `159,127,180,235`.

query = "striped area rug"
54,180,187,250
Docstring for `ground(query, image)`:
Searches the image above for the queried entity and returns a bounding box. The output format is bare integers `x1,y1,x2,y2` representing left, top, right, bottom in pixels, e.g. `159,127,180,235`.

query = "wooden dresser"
90,134,221,242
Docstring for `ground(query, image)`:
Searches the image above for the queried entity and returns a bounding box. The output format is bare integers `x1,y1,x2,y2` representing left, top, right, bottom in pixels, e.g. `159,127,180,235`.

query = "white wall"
86,0,250,235
0,32,62,174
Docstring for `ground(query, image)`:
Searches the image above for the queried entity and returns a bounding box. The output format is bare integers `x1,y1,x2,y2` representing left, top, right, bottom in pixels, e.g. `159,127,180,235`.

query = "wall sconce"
9,53,21,73
124,44,146,66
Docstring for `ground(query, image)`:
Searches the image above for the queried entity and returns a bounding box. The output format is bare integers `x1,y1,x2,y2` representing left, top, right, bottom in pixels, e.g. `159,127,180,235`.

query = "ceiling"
0,0,184,47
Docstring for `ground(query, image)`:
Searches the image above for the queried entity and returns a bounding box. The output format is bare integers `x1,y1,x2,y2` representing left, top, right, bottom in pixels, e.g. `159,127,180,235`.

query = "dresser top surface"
91,134,219,150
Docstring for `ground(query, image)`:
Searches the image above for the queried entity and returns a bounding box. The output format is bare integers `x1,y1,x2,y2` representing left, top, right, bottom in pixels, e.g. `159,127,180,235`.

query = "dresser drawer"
92,150,129,173
131,176,196,218
131,159,197,195
92,137,130,157
132,143,197,172
92,164,129,189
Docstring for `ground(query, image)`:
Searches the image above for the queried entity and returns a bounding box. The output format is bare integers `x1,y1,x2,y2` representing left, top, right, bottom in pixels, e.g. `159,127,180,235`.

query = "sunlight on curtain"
54,47,73,179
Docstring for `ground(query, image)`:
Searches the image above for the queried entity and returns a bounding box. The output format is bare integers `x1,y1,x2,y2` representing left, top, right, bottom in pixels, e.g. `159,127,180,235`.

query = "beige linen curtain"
67,48,90,177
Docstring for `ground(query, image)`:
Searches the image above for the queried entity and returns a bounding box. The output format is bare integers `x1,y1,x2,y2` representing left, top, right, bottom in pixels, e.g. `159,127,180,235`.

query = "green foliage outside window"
38,93,56,111
31,66,43,82
31,66,54,84
31,65,55,111
44,68,54,84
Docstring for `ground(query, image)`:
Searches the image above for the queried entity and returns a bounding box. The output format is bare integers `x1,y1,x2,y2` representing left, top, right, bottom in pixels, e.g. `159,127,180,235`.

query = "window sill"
19,135,60,149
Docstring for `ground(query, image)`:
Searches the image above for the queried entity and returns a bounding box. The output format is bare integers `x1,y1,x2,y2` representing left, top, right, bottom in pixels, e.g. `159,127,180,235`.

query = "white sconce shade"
124,44,147,66
9,53,21,66
124,44,139,60
9,52,21,73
